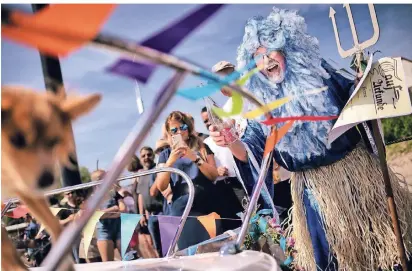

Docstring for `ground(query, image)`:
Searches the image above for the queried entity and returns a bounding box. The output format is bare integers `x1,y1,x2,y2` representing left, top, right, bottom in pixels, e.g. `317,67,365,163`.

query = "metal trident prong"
329,4,380,59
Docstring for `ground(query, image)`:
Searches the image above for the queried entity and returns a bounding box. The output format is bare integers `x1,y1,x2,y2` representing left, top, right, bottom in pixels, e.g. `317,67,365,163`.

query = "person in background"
201,105,247,232
23,214,39,260
92,169,126,262
127,155,143,214
77,188,102,263
154,111,221,250
136,146,163,257
58,191,81,263
152,138,173,216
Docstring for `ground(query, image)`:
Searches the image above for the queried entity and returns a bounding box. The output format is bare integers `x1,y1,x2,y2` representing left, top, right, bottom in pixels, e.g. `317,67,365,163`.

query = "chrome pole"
235,150,274,248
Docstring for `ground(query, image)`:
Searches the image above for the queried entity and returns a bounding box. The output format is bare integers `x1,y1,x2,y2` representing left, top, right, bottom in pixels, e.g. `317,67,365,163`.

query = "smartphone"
171,134,185,149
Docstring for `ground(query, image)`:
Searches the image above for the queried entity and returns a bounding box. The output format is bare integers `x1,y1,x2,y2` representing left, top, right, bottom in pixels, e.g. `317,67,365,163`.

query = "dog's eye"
45,137,60,149
10,132,27,149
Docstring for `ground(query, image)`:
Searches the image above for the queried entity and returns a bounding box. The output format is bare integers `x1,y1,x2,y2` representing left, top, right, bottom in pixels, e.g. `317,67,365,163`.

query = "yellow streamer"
242,96,291,119
242,86,329,119
211,66,261,118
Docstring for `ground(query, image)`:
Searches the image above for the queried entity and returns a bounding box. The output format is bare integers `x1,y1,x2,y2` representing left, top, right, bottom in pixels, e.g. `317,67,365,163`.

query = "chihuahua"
1,85,101,270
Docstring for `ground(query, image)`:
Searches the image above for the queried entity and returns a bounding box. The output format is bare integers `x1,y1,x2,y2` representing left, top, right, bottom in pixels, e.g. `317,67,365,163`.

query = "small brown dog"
1,85,101,270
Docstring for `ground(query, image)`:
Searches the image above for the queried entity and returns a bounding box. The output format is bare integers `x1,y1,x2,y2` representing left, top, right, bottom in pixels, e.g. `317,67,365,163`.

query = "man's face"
201,111,211,130
254,47,286,84
65,191,77,203
140,149,154,169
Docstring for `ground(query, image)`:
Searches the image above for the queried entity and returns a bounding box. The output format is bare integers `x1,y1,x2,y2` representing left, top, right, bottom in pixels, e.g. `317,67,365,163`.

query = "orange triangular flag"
197,212,221,238
2,4,116,57
263,120,295,156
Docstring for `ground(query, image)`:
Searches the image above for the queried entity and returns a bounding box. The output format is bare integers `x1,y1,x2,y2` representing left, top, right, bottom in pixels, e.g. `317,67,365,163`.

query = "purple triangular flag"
158,216,181,257
107,4,225,83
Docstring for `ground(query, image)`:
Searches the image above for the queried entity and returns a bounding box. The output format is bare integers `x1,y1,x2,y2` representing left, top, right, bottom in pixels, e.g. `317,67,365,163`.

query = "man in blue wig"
209,7,412,270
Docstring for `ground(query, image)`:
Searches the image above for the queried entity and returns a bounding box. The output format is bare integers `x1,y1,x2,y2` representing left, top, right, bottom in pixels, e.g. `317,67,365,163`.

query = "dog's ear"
61,93,101,120
1,89,14,124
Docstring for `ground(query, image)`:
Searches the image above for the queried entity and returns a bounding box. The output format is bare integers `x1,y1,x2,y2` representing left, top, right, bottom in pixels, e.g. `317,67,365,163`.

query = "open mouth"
266,61,279,73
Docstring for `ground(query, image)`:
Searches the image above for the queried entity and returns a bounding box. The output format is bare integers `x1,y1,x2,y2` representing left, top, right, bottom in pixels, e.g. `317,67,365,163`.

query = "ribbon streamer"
108,4,225,83
211,65,263,118
176,59,256,100
263,121,295,156
2,4,116,57
261,115,338,126
242,86,329,119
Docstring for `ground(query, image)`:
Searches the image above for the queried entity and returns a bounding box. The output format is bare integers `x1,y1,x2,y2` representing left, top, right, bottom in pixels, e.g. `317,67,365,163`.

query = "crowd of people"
8,59,293,267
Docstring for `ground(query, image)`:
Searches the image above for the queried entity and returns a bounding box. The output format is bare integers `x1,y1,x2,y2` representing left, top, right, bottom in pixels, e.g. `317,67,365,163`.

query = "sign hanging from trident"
329,4,409,271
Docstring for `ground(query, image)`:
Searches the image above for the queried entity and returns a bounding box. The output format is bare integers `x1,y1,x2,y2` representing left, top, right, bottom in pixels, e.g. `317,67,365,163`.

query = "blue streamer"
177,59,256,100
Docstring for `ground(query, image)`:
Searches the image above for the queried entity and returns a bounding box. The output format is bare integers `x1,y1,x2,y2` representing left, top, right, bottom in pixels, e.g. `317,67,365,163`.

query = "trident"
329,4,409,270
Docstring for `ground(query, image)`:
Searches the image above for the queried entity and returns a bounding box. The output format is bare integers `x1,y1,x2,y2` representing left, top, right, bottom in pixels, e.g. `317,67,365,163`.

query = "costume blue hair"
237,7,341,159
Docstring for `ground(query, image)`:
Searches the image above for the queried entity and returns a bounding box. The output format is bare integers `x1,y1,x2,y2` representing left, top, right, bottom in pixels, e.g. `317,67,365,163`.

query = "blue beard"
246,62,340,161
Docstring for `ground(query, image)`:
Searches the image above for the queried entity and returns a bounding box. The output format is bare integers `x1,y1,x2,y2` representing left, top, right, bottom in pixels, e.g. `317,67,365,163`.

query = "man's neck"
67,201,76,208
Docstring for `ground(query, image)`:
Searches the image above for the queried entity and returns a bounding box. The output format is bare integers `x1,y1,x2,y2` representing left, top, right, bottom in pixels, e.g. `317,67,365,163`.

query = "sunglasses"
253,50,284,65
170,124,189,135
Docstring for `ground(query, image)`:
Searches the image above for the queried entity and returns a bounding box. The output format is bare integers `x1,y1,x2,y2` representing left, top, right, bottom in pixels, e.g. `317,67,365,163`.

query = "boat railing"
2,167,194,259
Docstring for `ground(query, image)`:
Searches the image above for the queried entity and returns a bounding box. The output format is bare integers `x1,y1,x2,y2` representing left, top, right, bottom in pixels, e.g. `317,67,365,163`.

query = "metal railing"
2,167,194,261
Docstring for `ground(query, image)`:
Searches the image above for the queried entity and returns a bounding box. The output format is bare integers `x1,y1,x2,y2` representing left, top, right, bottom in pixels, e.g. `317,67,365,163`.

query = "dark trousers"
147,214,162,257
215,177,245,232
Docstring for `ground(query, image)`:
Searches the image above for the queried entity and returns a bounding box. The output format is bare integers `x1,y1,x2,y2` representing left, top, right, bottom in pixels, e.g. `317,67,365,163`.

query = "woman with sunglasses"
154,111,220,250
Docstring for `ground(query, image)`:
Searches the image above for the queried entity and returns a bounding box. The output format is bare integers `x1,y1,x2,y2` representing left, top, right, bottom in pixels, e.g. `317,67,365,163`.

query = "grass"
386,140,412,160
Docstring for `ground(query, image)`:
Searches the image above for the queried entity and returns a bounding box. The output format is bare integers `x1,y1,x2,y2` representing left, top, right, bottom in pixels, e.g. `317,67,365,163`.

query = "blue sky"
2,4,412,172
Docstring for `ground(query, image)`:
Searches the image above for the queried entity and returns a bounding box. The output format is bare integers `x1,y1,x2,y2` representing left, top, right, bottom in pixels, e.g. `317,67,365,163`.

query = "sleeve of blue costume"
234,120,275,210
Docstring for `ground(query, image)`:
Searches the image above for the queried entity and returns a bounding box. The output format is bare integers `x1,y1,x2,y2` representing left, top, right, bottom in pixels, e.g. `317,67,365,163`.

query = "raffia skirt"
290,145,412,270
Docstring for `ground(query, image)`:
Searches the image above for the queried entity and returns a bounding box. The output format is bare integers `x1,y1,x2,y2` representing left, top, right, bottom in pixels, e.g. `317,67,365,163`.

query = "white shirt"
204,136,237,180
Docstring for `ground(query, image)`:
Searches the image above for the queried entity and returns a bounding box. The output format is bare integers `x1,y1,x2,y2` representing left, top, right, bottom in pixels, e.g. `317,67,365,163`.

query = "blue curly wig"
237,7,340,159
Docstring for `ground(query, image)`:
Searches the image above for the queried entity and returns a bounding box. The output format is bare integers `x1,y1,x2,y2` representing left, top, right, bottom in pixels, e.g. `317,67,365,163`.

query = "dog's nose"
38,171,54,189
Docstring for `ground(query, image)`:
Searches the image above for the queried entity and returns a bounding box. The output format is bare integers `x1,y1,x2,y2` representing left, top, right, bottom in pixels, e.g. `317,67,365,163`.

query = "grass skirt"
289,145,412,270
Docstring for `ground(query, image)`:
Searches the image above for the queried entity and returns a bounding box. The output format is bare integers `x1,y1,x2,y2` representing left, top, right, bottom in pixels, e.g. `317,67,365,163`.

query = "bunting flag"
120,213,141,258
83,211,104,258
158,215,181,257
197,212,221,239
108,4,225,83
38,207,63,234
2,4,116,57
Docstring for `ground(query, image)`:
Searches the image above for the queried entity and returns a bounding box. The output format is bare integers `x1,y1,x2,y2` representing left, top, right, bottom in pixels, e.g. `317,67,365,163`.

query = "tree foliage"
382,115,412,143
79,166,91,183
